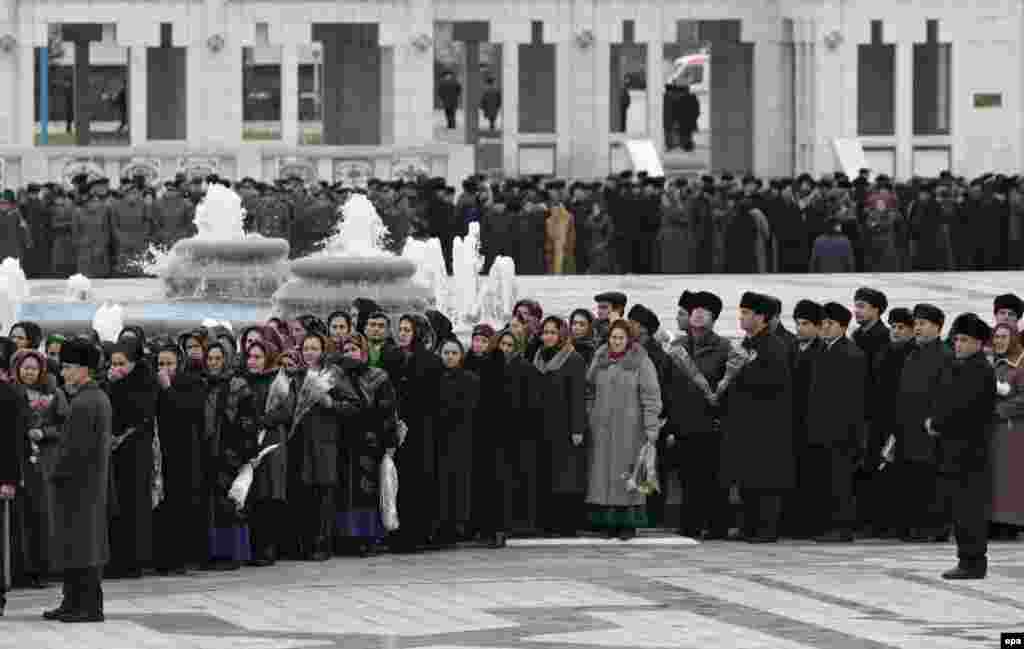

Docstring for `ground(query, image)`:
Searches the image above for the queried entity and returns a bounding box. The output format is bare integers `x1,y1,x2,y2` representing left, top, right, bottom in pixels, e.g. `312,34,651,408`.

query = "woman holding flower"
224,339,294,566
584,319,662,540
203,341,251,569
334,333,399,557
286,332,342,561
13,349,68,585
105,342,157,578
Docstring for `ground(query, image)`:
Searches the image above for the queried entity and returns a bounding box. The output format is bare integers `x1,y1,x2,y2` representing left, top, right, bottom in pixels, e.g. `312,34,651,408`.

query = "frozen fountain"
158,184,290,300
0,258,28,329
272,193,433,321
399,223,518,332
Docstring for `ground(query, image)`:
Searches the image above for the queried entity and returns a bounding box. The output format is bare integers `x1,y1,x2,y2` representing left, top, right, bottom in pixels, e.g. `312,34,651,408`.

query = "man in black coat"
851,287,890,533
862,307,917,537
805,303,866,542
784,299,825,538
926,313,996,579
48,339,112,623
897,303,953,542
664,291,731,539
721,292,794,543
0,375,26,616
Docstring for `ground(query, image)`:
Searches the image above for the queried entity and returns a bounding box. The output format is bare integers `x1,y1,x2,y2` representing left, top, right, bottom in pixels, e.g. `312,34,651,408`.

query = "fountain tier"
159,184,291,300
272,194,433,321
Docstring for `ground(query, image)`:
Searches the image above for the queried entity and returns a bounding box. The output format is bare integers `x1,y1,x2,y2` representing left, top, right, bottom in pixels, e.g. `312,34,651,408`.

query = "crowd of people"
2,166,1023,279
0,281,1017,622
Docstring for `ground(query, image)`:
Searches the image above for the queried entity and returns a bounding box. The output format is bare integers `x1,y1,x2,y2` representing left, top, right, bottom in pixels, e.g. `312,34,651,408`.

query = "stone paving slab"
4,540,1024,649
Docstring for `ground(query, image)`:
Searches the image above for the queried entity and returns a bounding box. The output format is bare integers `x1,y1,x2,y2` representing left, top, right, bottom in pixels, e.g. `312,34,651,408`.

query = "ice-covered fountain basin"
169,236,290,264
289,256,418,283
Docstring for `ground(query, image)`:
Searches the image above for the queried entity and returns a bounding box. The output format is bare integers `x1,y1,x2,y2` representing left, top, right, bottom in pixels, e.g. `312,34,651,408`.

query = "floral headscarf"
339,333,370,363
12,349,49,387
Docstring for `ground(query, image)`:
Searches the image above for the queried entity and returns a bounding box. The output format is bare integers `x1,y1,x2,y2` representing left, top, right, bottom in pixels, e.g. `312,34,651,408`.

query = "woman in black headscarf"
202,341,249,570
105,341,157,578
153,343,208,574
10,322,44,352
434,338,480,545
384,314,441,552
473,329,538,545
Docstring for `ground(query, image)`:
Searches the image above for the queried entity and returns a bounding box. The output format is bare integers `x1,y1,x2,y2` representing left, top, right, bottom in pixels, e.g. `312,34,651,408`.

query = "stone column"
555,37,572,176
501,38,519,173
464,43,481,144
17,44,35,147
129,45,147,146
383,0,433,147
751,19,791,177
894,39,913,178
644,11,664,158
280,43,299,145
0,2,21,145
186,42,202,146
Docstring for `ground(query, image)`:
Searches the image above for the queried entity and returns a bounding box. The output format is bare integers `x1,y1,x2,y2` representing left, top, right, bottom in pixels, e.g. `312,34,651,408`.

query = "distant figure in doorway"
678,84,700,152
438,71,462,130
115,84,128,133
480,77,501,132
664,84,700,151
619,76,631,133
63,79,74,134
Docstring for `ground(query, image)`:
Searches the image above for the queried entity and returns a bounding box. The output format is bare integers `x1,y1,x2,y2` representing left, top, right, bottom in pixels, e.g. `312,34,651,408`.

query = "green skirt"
588,505,648,530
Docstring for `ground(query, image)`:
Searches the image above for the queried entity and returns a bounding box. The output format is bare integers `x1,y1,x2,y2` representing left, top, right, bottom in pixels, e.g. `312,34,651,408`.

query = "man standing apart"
46,340,112,623
927,313,996,579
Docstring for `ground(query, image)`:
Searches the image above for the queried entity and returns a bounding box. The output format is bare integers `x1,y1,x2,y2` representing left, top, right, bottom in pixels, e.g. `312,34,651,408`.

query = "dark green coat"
52,383,112,570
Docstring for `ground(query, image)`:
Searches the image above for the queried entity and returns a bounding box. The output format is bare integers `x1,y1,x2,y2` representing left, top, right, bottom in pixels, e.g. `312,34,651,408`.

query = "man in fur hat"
993,293,1023,331
786,299,824,538
664,290,731,539
896,303,953,542
594,292,627,345
805,302,865,542
719,292,794,542
926,313,996,579
46,339,112,622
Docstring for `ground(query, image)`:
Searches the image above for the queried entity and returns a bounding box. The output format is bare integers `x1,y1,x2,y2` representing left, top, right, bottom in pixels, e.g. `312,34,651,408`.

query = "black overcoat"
52,383,112,570
805,337,866,449
931,351,997,475
897,338,953,464
720,329,794,490
435,367,480,527
532,346,587,495
107,362,158,568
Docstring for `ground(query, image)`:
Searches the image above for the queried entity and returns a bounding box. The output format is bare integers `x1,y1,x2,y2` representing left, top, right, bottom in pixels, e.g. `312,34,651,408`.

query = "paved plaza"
2,537,1024,648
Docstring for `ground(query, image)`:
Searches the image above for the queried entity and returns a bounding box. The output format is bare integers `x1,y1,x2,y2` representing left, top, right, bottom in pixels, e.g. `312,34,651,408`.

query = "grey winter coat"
585,344,662,507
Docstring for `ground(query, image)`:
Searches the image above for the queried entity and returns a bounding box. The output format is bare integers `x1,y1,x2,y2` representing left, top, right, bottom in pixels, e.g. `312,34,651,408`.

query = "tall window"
913,20,950,135
857,20,895,136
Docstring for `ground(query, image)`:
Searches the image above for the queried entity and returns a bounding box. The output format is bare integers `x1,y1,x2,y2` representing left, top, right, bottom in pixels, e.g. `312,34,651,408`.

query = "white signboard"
832,138,869,179
625,139,665,177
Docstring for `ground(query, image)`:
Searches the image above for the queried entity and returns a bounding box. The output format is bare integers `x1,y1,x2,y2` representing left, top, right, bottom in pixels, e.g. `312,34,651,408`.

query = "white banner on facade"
832,138,869,179
626,139,665,177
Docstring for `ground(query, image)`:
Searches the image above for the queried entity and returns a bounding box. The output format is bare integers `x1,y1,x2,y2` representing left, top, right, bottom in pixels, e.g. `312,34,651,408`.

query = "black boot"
44,576,75,620
942,558,987,580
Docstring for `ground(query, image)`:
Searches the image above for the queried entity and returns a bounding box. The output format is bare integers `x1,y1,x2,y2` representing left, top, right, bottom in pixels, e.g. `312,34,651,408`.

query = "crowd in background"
0,281,1019,620
2,167,1023,279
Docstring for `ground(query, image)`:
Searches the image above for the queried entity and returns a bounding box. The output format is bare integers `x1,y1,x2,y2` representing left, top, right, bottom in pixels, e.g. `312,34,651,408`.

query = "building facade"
0,0,1021,187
